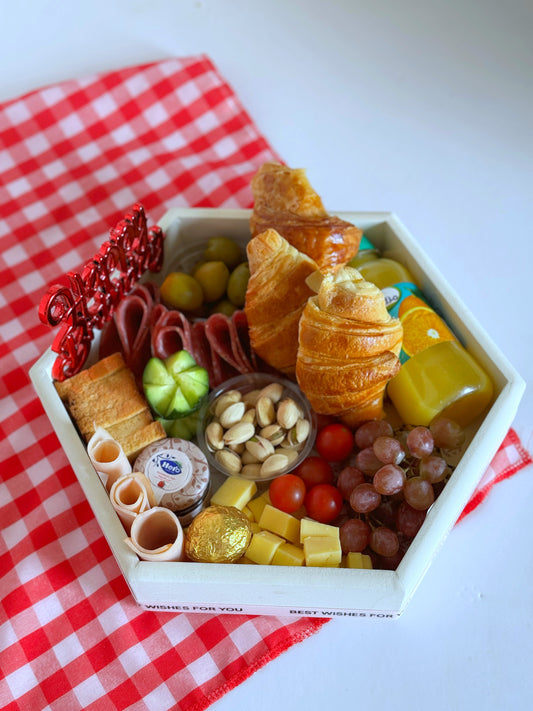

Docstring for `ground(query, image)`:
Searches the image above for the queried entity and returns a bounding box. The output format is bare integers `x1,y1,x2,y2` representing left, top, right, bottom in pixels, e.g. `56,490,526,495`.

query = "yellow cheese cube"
247,491,271,522
345,552,373,569
244,530,284,565
272,542,305,566
250,522,262,534
299,517,340,544
237,556,257,564
303,536,342,567
242,505,254,521
258,504,300,544
210,476,257,510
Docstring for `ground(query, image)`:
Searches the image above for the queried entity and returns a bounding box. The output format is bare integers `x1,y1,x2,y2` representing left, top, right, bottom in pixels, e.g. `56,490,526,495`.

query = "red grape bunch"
270,416,465,570
334,417,465,568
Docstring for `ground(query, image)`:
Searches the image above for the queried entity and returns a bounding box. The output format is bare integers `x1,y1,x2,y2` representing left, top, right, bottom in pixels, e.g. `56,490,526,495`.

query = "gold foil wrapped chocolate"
185,505,252,563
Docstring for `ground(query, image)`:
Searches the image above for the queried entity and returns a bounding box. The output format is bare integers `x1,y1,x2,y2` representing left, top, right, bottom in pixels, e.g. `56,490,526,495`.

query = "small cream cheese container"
134,438,210,526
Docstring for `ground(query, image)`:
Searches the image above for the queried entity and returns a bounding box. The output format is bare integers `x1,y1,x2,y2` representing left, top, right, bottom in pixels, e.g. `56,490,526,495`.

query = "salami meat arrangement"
100,283,262,388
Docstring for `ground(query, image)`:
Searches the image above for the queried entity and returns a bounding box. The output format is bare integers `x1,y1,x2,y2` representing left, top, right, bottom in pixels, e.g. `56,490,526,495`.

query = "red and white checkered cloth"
0,56,531,711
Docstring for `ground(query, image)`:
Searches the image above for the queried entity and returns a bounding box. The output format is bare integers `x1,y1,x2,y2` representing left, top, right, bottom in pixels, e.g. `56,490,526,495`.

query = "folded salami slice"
230,310,256,372
99,284,159,381
189,320,215,373
204,312,252,373
151,309,193,360
189,320,236,386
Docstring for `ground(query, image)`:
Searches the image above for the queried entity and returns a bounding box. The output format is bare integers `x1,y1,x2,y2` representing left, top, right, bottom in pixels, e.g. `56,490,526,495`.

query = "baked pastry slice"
244,228,319,376
56,352,166,461
296,267,403,426
250,162,362,272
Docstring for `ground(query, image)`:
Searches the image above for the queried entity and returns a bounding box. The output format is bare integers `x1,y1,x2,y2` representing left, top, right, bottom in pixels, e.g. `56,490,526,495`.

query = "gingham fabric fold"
0,56,531,711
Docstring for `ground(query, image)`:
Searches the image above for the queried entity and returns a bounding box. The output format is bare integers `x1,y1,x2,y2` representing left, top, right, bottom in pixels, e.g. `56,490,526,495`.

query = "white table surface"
3,1,532,709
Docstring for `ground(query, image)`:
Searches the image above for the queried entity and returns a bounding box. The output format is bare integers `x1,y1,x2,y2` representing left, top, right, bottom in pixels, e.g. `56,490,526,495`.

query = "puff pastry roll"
250,162,362,272
296,267,403,426
245,228,319,376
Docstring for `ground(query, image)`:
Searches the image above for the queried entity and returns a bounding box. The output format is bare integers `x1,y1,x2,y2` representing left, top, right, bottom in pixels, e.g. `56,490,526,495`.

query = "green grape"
227,262,250,307
209,299,237,317
203,236,242,269
160,272,203,311
193,261,229,302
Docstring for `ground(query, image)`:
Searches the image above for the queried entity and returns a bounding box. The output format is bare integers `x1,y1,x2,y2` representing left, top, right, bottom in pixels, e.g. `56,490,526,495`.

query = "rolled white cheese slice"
109,471,156,534
88,426,131,491
124,507,185,562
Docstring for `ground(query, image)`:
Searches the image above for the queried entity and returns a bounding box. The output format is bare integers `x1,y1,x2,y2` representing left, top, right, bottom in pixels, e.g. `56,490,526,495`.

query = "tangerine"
400,306,456,357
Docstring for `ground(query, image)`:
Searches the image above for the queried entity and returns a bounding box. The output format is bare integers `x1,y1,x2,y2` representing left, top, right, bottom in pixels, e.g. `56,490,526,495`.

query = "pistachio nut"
219,401,246,428
215,448,242,475
241,449,260,465
205,421,224,450
227,442,246,454
260,452,289,478
241,407,257,425
286,417,311,446
258,382,284,404
256,396,276,427
282,448,300,467
223,421,255,446
213,389,242,417
276,398,300,430
242,389,261,407
259,423,286,447
240,463,262,479
245,435,275,462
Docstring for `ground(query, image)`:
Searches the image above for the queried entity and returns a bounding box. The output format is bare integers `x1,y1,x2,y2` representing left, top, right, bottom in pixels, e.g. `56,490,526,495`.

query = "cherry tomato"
304,484,343,524
315,423,354,462
269,474,306,513
293,456,333,490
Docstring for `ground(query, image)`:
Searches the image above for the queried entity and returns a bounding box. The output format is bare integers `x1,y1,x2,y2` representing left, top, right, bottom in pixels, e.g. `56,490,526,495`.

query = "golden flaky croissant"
250,162,362,272
245,228,319,376
295,267,403,427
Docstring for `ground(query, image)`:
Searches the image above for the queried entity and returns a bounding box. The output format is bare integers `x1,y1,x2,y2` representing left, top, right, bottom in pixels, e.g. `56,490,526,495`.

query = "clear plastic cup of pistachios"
197,373,317,481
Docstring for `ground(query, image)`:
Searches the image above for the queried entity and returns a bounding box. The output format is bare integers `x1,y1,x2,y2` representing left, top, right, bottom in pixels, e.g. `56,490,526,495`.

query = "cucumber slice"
143,350,210,420
143,357,175,387
165,350,197,377
177,368,209,406
143,383,175,417
166,386,193,419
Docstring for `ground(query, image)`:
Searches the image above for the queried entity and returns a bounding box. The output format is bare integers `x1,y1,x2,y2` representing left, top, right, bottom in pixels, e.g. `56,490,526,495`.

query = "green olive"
160,272,204,311
226,262,250,307
209,299,237,317
193,261,230,303
203,236,242,270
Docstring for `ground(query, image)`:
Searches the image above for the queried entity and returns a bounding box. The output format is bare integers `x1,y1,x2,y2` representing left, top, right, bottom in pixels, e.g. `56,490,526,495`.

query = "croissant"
245,228,319,376
295,267,403,427
250,162,362,272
